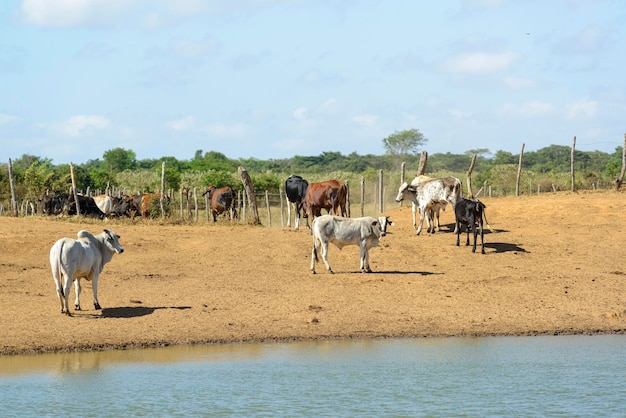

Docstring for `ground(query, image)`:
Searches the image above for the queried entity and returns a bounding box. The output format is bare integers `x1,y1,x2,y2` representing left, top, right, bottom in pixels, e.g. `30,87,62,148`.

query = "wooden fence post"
8,158,18,217
399,162,405,207
378,170,384,213
360,176,365,217
516,144,525,196
571,136,576,192
615,133,626,190
265,190,271,227
466,153,477,198
238,167,260,224
279,188,285,227
159,162,166,219
193,187,198,222
417,151,428,175
69,162,80,216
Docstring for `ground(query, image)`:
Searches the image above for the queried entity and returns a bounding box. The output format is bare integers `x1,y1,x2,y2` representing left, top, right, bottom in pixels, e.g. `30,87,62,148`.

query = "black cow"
203,186,238,222
285,175,309,230
40,193,69,215
108,195,136,217
66,194,106,219
454,198,488,254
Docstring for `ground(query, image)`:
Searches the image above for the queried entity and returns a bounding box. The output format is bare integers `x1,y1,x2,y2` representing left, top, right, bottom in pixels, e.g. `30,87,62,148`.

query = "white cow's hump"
77,230,95,239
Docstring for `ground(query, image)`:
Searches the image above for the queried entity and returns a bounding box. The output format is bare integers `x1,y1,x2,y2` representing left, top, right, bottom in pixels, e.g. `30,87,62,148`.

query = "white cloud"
556,27,609,55
321,98,337,109
292,107,307,120
448,108,474,119
20,0,135,27
566,99,598,119
352,114,378,126
0,114,20,125
442,52,519,74
462,0,503,10
501,76,537,90
166,116,195,131
204,123,245,137
499,101,555,118
52,115,111,137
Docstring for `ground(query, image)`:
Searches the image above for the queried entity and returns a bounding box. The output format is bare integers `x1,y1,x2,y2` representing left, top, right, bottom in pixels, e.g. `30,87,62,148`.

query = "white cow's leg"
360,244,371,273
294,206,300,231
52,272,65,313
416,206,425,235
73,278,82,310
320,241,333,274
310,239,318,273
92,274,101,310
411,202,418,232
286,197,292,227
62,277,72,315
434,208,441,232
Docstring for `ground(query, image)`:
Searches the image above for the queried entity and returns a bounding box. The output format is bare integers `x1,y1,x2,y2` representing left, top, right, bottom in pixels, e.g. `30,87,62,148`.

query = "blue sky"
1,0,625,165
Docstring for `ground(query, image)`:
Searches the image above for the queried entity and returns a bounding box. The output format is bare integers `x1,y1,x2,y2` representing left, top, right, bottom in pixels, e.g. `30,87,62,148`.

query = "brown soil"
1,190,625,355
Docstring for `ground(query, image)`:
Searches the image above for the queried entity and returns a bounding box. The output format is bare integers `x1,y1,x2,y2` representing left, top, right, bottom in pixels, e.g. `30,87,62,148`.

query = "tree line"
1,143,625,208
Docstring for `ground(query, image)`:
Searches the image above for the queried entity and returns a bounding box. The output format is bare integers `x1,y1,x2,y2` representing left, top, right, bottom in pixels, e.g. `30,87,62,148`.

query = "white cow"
92,194,113,215
49,229,124,315
395,175,462,235
311,214,393,274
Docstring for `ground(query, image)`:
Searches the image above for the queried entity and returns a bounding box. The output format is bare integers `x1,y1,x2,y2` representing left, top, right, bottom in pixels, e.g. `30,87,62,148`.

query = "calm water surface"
1,335,624,417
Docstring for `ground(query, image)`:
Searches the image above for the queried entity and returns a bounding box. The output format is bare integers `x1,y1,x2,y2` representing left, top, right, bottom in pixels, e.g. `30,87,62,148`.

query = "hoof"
94,303,102,310
75,305,81,310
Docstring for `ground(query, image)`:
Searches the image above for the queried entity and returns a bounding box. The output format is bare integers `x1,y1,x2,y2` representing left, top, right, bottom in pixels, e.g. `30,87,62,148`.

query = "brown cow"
139,193,171,218
303,180,348,223
203,186,238,222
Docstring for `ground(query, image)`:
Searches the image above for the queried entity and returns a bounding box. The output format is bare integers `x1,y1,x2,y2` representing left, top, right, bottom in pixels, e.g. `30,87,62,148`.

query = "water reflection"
1,335,625,417
0,342,268,376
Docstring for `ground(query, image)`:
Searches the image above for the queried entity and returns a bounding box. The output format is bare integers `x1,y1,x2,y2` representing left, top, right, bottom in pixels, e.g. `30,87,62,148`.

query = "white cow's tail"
55,241,66,297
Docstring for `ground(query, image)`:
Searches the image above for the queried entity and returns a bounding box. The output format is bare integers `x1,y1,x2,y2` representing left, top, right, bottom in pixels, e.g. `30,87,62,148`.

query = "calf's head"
375,216,394,236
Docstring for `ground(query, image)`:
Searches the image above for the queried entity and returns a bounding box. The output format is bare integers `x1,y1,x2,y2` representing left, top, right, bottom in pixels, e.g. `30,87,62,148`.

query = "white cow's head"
395,182,416,202
103,229,124,254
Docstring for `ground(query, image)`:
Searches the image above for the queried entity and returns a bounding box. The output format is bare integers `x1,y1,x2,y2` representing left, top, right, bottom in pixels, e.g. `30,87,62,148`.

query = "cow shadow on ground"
439,223,509,234
332,271,443,276
100,306,192,318
484,242,528,253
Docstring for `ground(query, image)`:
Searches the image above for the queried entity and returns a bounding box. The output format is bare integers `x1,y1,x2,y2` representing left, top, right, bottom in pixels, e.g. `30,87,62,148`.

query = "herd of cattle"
39,186,239,221
47,174,490,314
284,174,490,275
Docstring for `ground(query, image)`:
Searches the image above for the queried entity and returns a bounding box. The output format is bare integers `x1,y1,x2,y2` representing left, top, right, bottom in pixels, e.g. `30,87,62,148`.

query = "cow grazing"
66,194,107,219
49,229,124,315
285,175,309,230
311,214,393,274
454,198,489,254
203,186,238,222
395,175,462,235
303,180,348,223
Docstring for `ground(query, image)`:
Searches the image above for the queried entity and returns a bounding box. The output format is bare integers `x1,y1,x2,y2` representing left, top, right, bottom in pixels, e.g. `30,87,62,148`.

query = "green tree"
23,159,55,200
103,148,137,172
382,129,428,157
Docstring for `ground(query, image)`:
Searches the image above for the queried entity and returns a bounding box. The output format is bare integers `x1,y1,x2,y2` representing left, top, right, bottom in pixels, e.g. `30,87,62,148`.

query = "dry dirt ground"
1,190,625,355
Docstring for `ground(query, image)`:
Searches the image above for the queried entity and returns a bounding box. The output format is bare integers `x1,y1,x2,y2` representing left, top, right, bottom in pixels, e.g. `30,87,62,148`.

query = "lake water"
1,335,624,417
